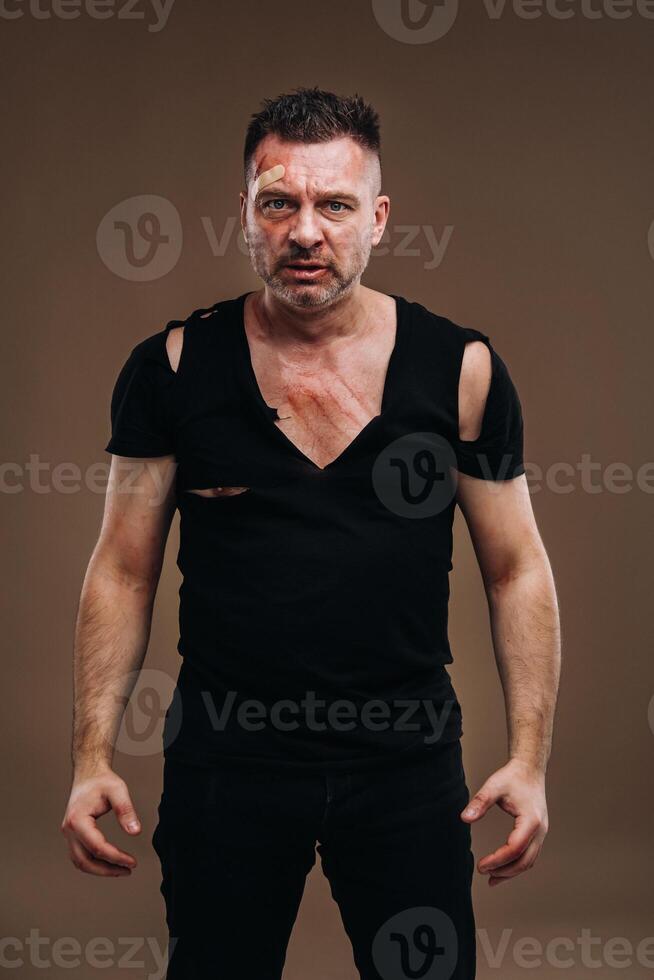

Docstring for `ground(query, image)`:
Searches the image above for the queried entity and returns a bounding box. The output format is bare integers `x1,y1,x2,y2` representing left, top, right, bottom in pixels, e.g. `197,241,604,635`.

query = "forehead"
251,135,374,192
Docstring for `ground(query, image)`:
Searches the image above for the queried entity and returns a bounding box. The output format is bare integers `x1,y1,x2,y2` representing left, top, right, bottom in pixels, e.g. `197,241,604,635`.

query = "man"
62,88,560,979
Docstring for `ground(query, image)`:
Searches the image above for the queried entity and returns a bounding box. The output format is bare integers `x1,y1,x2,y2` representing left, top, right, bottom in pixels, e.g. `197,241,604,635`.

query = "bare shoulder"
458,339,492,441
165,325,184,373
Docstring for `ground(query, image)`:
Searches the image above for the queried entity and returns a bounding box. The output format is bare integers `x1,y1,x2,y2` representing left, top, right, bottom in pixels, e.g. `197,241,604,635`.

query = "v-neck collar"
235,290,409,473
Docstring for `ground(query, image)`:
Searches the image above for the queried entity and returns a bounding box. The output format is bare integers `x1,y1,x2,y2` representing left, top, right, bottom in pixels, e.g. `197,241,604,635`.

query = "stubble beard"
247,228,374,309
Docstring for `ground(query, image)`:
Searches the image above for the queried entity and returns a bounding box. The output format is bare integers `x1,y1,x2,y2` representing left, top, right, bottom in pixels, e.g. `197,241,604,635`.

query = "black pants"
151,739,476,979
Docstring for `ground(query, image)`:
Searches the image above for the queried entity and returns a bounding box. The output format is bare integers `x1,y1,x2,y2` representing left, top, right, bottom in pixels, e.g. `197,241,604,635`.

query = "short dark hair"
243,87,381,184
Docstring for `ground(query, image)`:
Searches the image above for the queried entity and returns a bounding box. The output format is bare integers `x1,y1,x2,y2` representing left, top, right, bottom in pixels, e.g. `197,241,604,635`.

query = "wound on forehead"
250,164,286,202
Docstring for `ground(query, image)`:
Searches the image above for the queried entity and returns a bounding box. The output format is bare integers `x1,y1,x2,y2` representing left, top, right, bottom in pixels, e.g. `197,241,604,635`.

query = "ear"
371,195,391,248
239,191,248,243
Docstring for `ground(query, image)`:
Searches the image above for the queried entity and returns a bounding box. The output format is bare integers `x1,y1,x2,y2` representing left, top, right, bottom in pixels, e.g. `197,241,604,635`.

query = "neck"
252,283,372,351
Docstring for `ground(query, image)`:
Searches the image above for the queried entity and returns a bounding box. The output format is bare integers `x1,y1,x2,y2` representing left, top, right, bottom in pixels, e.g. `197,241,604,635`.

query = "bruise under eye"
186,486,250,497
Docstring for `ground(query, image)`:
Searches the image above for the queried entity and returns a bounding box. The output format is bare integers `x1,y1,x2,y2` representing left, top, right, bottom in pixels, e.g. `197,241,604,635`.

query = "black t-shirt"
105,292,525,771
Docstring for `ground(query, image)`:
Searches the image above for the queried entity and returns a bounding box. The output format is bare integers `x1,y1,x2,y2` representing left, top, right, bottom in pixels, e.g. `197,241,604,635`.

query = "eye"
327,202,349,213
262,198,288,211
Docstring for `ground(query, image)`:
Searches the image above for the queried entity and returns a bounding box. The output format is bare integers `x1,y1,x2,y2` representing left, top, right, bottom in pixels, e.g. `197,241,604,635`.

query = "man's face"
240,135,390,309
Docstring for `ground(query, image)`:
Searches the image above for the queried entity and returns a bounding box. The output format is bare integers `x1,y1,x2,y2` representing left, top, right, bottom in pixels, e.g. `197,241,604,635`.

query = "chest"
247,321,398,472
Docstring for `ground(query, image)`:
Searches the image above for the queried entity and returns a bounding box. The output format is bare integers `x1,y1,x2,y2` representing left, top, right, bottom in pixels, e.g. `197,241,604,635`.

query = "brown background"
2,1,653,977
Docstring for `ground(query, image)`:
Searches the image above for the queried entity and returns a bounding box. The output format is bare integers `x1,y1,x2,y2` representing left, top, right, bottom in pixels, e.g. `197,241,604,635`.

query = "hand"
61,768,141,877
459,757,549,887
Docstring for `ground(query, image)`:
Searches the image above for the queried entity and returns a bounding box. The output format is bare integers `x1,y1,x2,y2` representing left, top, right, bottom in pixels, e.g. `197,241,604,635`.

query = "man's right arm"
61,453,177,877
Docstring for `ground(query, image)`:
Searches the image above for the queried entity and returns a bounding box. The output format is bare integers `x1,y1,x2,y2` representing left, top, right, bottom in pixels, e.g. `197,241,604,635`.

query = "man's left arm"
456,470,561,887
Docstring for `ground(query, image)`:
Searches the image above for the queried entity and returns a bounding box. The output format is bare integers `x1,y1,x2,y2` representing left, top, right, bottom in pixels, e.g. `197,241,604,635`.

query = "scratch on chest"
280,379,374,436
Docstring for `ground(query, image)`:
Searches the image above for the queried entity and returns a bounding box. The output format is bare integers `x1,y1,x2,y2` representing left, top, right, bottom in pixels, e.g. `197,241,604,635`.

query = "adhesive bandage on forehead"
249,164,286,202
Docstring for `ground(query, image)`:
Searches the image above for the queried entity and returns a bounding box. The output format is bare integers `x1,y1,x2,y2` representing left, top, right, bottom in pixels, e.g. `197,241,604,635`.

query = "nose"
288,204,324,251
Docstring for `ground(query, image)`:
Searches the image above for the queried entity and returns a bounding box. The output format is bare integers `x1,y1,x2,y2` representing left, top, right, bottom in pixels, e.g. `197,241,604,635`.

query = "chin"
267,279,335,308
265,272,358,309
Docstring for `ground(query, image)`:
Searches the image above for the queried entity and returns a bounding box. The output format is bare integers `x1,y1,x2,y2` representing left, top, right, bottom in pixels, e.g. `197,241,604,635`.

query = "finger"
477,824,539,874
478,817,541,873
488,838,543,885
71,815,137,868
460,785,499,822
106,782,142,835
68,838,132,878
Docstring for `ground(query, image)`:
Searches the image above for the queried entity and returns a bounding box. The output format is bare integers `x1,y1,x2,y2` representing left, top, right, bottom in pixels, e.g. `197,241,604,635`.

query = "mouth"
283,263,331,280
